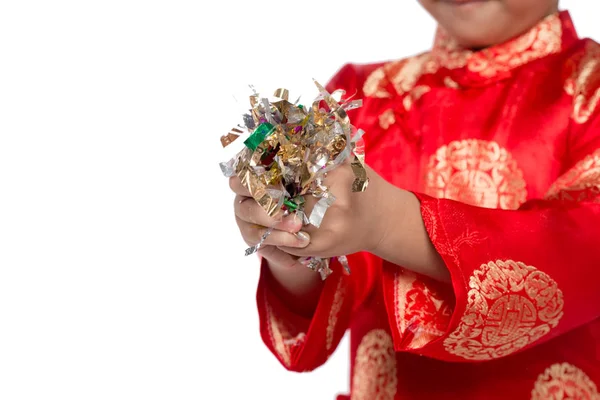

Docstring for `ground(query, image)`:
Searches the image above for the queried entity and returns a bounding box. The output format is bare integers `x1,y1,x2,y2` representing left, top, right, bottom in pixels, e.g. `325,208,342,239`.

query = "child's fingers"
263,229,311,249
237,217,310,249
257,246,299,269
229,176,251,196
234,195,302,232
277,245,311,258
257,246,308,271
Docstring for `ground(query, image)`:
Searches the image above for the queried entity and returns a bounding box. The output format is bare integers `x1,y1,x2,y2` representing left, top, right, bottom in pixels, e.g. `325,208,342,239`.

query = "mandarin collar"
430,11,578,86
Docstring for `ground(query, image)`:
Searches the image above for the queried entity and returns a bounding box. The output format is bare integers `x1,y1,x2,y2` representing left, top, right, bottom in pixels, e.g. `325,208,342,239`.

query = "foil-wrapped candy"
220,81,368,279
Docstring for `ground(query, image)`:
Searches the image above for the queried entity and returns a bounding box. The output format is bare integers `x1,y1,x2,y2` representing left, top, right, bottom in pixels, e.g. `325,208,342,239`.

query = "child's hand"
272,163,448,282
279,163,391,259
229,177,311,250
230,177,323,314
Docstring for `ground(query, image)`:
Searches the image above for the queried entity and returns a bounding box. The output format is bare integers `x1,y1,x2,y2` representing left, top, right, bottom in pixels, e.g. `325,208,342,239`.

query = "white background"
0,1,597,399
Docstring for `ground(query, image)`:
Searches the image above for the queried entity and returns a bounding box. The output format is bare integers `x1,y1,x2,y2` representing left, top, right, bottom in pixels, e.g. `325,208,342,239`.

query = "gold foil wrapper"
350,157,369,192
220,81,369,278
220,127,243,148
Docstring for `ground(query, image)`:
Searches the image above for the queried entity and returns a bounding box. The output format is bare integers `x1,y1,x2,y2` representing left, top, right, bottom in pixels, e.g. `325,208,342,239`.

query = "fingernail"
296,231,310,242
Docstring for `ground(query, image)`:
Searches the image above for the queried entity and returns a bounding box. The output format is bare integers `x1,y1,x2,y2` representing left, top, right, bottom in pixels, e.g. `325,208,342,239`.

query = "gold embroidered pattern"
425,140,527,209
444,76,459,89
531,363,600,400
431,29,469,71
378,109,396,130
444,260,564,360
351,329,397,400
363,66,393,99
389,54,436,96
394,270,454,349
265,299,305,367
565,41,600,124
326,278,346,351
546,148,600,199
403,85,431,112
364,57,433,122
364,55,436,100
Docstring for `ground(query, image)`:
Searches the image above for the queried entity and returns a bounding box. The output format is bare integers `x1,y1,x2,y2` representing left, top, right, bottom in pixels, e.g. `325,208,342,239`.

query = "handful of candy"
220,81,368,279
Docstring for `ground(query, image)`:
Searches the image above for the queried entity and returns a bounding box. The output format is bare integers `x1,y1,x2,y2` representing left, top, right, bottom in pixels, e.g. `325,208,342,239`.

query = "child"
230,0,600,398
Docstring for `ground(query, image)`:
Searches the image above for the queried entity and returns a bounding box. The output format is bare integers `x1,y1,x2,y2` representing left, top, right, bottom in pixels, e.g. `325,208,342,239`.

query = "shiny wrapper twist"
221,81,367,279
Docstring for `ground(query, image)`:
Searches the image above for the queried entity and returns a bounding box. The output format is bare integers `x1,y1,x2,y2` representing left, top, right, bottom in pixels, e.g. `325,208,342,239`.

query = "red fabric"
257,11,600,399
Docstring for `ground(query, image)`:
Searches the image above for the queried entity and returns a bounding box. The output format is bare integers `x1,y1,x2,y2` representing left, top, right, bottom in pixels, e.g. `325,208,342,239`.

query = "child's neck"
466,5,560,52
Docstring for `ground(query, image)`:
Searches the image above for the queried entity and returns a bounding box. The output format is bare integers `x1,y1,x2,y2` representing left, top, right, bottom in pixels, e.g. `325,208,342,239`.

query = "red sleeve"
256,63,382,371
383,113,600,362
257,253,380,371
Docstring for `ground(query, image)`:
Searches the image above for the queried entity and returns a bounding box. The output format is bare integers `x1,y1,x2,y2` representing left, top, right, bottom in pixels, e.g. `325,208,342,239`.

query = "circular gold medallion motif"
531,363,600,400
351,330,397,400
443,260,564,361
425,140,527,210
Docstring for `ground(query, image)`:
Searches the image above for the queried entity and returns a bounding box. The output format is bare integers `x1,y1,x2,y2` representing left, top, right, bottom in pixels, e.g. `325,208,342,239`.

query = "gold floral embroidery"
403,85,431,112
351,329,397,400
546,148,600,199
389,54,435,96
378,109,396,130
531,363,600,400
444,76,459,89
565,41,600,124
364,57,433,122
431,29,469,71
265,299,305,367
364,55,436,100
393,270,454,349
363,66,393,99
444,260,564,361
326,278,346,351
425,140,528,209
